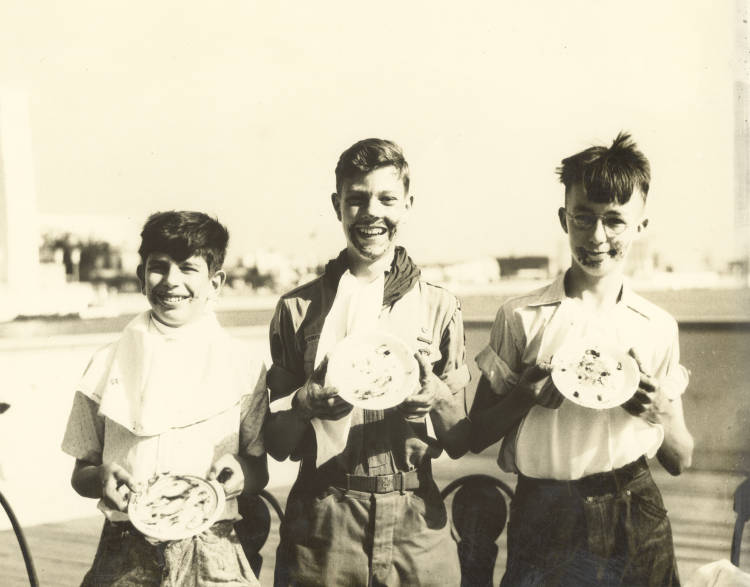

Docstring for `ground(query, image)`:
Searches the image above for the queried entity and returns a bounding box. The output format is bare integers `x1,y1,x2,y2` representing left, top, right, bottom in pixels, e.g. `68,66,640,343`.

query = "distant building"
421,257,500,286
497,256,550,279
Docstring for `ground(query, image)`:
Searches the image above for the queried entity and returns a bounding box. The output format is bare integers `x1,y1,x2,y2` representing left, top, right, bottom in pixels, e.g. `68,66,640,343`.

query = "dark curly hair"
137,210,229,274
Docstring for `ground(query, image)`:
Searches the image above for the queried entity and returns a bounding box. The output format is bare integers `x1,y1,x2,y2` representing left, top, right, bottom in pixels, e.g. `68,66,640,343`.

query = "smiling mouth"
583,249,615,257
354,225,388,238
155,294,190,305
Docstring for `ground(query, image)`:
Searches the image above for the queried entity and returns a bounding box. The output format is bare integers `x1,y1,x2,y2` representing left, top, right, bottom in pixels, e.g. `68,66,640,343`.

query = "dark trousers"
501,458,680,587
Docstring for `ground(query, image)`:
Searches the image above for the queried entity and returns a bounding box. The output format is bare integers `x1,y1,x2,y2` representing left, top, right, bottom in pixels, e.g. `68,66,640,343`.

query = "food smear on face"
348,343,402,403
130,474,219,537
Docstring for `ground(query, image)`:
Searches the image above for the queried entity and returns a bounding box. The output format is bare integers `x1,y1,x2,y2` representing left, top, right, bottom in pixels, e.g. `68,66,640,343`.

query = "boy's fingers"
523,363,551,384
622,398,644,416
316,386,341,401
628,348,648,375
414,351,431,383
113,468,137,491
638,378,656,393
309,356,329,385
633,390,653,405
217,467,234,484
539,379,563,408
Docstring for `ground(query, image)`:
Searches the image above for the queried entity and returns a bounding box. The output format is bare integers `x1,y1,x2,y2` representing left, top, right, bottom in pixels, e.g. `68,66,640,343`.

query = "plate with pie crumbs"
550,343,639,410
128,474,224,542
326,331,419,410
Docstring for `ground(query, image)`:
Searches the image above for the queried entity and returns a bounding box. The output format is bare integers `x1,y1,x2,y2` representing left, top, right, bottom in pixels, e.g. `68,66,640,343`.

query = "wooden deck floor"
2,462,749,586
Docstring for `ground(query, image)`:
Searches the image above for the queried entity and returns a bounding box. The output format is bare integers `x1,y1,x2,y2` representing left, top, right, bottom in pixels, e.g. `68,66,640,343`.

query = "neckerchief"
323,246,420,307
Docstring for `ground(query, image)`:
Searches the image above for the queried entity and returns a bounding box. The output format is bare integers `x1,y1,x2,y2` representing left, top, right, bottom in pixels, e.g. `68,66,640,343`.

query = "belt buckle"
376,475,395,493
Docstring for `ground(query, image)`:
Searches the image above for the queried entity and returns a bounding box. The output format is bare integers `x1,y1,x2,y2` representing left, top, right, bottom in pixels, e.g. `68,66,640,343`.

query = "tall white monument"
0,89,40,319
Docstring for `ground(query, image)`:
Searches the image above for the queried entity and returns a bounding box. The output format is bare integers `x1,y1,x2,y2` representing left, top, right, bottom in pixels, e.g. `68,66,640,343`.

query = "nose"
164,264,182,286
591,217,607,241
360,196,383,217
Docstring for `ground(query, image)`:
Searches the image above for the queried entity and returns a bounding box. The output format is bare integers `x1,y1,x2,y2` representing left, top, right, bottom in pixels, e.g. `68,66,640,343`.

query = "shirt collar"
527,273,567,307
527,272,651,321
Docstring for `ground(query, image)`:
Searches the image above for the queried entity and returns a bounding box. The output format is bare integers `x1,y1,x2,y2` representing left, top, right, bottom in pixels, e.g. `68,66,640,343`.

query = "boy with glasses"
470,133,693,585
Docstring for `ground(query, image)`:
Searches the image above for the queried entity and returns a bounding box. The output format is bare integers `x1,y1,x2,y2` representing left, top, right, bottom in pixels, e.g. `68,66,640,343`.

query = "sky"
0,1,743,269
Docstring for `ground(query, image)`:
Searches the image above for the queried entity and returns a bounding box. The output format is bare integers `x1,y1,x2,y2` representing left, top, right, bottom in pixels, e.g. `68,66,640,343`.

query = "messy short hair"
334,138,410,194
138,211,229,274
557,132,650,204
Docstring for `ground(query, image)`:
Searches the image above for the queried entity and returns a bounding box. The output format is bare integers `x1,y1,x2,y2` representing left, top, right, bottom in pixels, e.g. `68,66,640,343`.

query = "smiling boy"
264,138,470,586
470,133,693,585
62,211,268,586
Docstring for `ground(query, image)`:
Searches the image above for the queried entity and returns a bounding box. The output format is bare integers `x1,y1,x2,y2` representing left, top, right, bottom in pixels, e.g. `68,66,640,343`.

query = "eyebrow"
180,260,202,268
572,205,624,216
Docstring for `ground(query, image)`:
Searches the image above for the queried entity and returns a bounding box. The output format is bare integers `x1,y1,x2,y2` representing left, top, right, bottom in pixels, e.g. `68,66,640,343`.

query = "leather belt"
518,456,648,498
338,469,421,493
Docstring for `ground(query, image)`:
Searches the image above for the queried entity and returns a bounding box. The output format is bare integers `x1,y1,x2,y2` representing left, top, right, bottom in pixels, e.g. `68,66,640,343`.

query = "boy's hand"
621,349,671,424
99,463,137,512
208,454,245,499
398,351,449,420
517,362,563,409
294,356,353,420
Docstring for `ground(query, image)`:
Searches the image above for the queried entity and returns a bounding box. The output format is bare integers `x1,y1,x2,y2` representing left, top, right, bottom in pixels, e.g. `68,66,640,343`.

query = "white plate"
550,343,639,410
326,331,419,410
128,474,224,542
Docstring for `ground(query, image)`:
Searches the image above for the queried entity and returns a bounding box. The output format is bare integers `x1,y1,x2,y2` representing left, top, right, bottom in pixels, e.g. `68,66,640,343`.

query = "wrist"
513,384,537,405
431,380,456,412
291,387,313,421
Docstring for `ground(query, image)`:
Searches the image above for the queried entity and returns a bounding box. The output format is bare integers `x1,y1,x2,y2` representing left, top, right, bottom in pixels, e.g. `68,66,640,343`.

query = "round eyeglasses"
564,211,629,236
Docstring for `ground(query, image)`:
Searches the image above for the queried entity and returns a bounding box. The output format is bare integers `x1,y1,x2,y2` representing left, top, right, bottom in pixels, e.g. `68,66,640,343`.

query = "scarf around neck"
77,311,251,436
323,246,420,307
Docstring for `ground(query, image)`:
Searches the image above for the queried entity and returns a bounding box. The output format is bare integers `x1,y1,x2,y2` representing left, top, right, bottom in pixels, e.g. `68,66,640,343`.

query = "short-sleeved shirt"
267,275,469,477
62,325,268,522
476,273,689,480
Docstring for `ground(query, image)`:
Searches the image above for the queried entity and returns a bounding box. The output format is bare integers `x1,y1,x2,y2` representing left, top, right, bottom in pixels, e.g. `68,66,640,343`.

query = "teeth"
162,296,187,303
357,226,386,236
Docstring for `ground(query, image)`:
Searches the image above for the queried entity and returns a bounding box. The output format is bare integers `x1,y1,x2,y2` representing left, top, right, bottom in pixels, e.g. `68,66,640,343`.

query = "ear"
558,207,568,233
136,265,145,294
637,217,649,234
331,192,342,221
208,270,226,299
405,193,414,210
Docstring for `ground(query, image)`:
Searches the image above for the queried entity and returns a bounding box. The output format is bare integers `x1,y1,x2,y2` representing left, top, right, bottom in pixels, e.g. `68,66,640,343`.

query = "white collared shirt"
476,273,689,480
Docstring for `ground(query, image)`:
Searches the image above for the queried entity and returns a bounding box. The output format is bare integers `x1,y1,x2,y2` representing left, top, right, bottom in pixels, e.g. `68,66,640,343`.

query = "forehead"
339,166,407,195
566,182,645,216
146,252,208,268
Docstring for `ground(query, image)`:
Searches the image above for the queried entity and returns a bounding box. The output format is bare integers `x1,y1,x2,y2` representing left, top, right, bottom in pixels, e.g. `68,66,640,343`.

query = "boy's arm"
622,348,694,475
71,458,136,511
64,389,135,510
212,370,271,497
655,396,693,475
209,453,268,497
264,359,352,461
469,366,562,454
263,299,309,462
399,301,471,459
404,351,471,459
264,301,351,461
469,376,534,453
